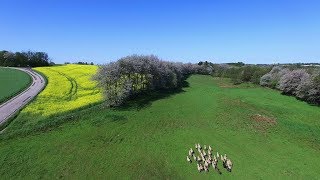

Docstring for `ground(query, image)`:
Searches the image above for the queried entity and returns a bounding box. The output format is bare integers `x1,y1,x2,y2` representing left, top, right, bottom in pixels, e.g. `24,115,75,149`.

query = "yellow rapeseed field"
23,64,103,117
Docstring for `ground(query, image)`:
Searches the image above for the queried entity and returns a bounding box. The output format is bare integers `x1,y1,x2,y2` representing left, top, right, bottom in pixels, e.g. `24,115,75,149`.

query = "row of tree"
94,55,213,106
260,66,320,105
211,63,320,105
212,64,271,85
64,61,94,65
0,50,52,67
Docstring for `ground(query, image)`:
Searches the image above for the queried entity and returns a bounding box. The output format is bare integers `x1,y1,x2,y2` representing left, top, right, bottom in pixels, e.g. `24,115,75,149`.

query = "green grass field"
0,70,319,179
0,67,31,104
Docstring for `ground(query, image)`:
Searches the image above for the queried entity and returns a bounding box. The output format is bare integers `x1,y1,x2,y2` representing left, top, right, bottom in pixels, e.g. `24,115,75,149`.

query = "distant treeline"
94,55,213,106
65,61,94,65
95,55,320,106
213,63,320,105
0,50,53,67
213,64,272,85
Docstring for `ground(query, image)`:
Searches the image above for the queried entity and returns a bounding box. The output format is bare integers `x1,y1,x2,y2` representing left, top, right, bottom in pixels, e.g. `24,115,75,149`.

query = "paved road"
0,68,45,126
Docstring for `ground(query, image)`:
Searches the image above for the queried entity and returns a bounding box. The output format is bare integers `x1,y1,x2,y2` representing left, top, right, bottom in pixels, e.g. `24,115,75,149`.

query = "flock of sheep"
186,143,233,174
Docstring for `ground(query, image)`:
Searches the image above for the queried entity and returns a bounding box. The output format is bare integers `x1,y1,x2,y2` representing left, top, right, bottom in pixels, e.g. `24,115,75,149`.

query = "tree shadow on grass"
281,92,320,106
1,81,190,139
115,80,189,111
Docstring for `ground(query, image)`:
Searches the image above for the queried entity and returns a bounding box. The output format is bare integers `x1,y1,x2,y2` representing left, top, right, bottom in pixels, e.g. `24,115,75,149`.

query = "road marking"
23,96,31,103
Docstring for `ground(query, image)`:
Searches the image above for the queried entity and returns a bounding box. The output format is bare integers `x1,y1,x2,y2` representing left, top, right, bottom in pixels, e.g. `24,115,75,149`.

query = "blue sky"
1,0,320,64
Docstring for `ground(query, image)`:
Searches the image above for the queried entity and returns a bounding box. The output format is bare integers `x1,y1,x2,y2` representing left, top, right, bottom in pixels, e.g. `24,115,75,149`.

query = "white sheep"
193,155,197,161
212,161,217,170
197,163,201,172
204,145,207,150
204,160,209,167
201,154,205,161
197,156,201,162
203,150,207,156
222,156,227,168
198,163,204,172
216,152,220,159
204,165,209,172
208,145,212,151
190,148,194,154
207,159,212,165
187,156,192,163
226,159,233,172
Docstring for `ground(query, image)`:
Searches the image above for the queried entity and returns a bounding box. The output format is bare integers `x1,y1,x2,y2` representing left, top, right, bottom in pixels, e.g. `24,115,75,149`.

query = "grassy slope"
0,75,319,179
0,67,31,104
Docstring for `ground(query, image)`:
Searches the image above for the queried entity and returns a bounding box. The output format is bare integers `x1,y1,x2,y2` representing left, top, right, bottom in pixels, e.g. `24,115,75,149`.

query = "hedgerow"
94,55,212,106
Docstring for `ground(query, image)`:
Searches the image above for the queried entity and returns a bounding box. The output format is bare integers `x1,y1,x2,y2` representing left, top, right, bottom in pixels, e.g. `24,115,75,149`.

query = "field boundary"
0,68,47,131
0,67,32,105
